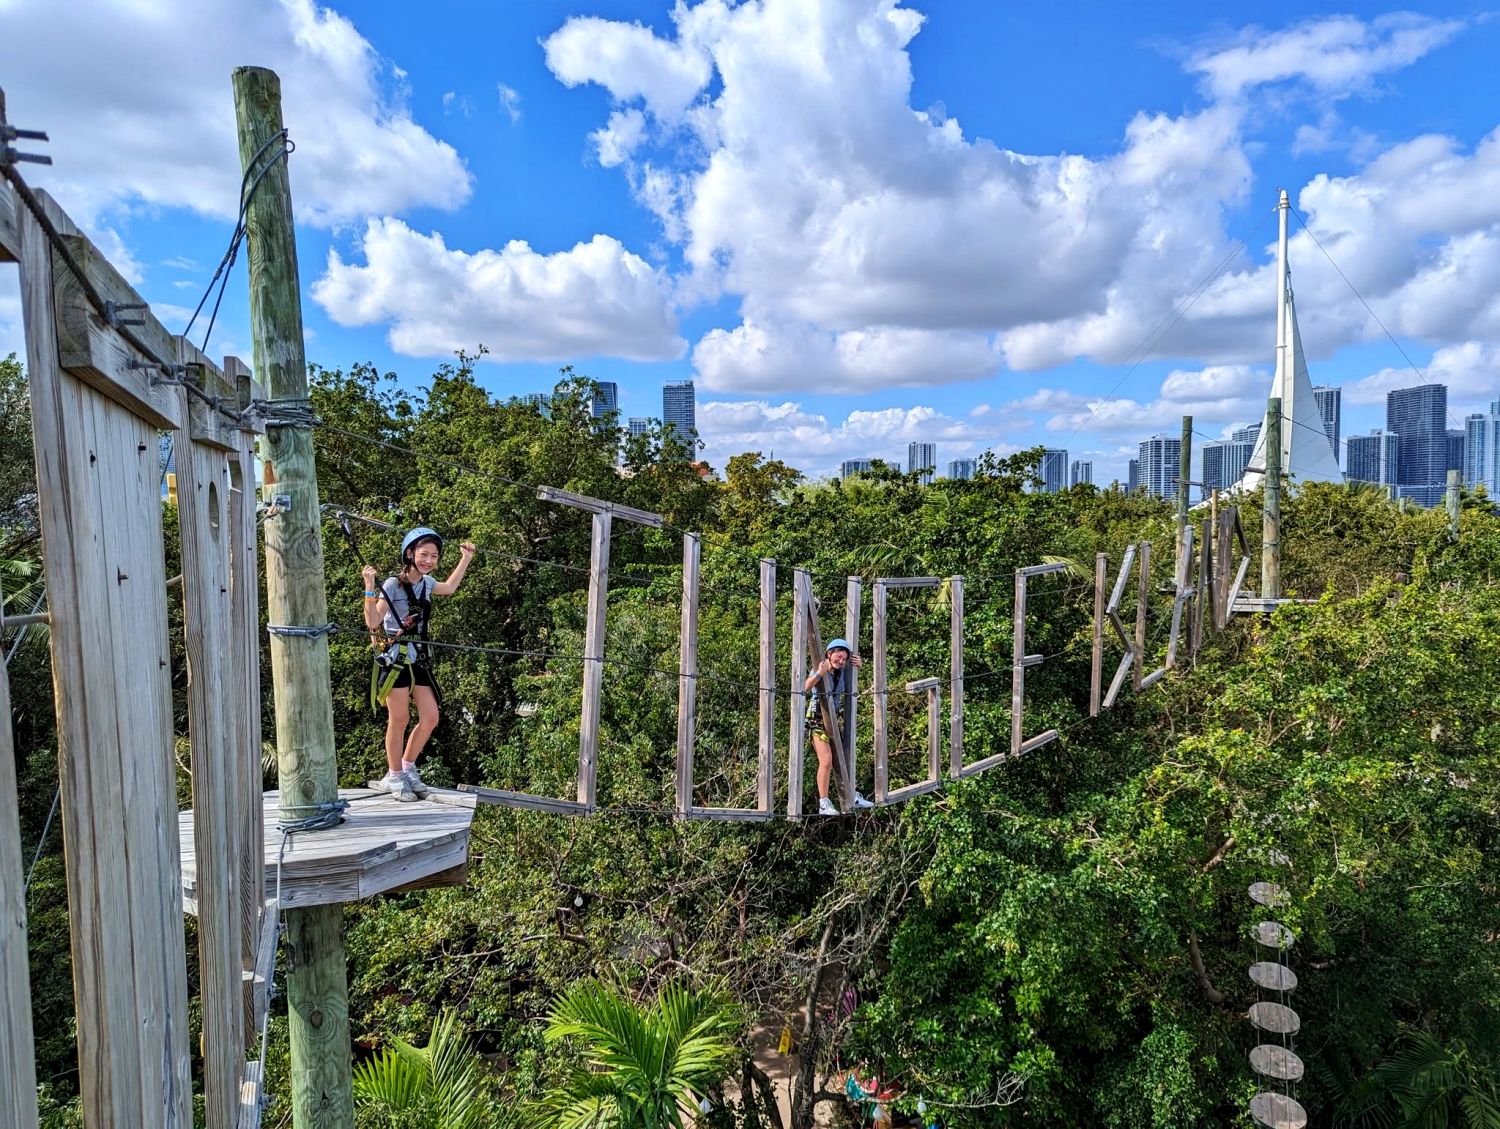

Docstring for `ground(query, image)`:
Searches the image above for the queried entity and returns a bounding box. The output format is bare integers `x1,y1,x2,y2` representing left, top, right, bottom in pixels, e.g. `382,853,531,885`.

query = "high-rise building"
1203,433,1256,493
591,381,619,419
663,380,696,437
518,392,551,415
1465,399,1500,496
1127,458,1141,493
1387,384,1448,506
1038,448,1067,493
627,417,652,439
1069,460,1093,487
1447,429,1466,477
947,458,976,481
1313,385,1342,464
1347,429,1400,488
1137,434,1181,500
908,442,937,484
841,458,874,478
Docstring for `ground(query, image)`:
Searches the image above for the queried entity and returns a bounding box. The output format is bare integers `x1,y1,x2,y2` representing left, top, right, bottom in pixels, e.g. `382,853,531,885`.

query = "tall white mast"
1275,189,1289,393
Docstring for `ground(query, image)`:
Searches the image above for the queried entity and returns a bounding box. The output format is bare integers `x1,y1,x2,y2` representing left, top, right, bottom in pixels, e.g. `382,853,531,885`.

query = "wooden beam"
786,569,809,821
177,404,244,1127
925,682,941,786
238,1060,265,1129
535,484,663,528
18,197,193,1126
242,897,278,1051
1166,525,1194,670
674,534,700,816
0,657,39,1129
687,806,772,823
176,337,239,452
578,509,610,811
802,575,853,810
458,786,587,816
1089,553,1106,716
1102,544,1139,710
1134,541,1149,691
842,576,861,794
871,580,889,801
1011,564,1066,757
0,177,17,264
37,194,183,432
226,372,266,1049
949,576,964,779
757,559,775,814
877,576,941,588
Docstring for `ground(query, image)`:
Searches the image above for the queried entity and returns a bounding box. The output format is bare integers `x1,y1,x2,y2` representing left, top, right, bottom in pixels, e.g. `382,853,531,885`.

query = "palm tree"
352,1008,485,1128
531,980,739,1129
1374,1031,1500,1129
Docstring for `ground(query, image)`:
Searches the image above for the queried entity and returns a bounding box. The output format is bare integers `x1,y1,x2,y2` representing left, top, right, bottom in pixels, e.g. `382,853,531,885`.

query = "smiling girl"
363,526,476,801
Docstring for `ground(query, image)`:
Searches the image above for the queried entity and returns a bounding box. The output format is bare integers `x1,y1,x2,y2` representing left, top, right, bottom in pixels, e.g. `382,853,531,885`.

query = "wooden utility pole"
233,66,354,1126
1177,415,1192,567
1262,398,1282,600
1446,469,1461,539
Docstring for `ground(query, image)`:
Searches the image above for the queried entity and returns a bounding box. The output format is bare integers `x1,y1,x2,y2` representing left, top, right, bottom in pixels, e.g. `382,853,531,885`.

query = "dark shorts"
388,663,438,694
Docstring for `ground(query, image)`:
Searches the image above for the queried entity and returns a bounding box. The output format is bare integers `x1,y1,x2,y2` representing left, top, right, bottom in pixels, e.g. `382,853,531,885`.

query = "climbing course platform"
179,787,476,912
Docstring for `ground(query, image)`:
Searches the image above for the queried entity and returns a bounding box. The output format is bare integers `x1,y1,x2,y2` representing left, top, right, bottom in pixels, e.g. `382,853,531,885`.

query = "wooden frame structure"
673,538,776,820
870,576,964,801
463,485,662,816
1,152,274,1127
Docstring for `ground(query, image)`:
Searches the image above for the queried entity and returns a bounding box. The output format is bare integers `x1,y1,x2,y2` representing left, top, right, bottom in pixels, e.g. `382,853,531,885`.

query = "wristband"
364,590,378,597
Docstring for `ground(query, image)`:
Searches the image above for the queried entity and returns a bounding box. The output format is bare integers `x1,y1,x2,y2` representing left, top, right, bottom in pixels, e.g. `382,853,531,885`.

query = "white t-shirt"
379,575,436,663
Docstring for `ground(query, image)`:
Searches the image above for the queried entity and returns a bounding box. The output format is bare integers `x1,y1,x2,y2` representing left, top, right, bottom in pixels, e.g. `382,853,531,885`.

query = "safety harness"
369,574,436,712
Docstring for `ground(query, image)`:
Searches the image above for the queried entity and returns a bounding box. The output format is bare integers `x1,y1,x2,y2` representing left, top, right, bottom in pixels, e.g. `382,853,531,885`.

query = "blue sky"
3,0,1499,482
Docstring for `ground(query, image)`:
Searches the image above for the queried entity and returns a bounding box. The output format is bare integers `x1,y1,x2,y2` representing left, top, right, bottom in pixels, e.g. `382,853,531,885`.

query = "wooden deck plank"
180,790,475,910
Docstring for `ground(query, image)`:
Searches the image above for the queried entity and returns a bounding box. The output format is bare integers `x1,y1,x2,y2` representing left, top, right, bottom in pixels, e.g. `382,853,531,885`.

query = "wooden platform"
179,787,476,912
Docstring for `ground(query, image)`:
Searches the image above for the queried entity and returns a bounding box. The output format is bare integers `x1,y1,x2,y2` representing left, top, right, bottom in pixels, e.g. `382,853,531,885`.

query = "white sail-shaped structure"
1238,190,1343,491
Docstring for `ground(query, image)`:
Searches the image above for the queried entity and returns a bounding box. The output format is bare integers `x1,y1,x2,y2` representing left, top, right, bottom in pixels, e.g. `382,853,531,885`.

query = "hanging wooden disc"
1249,1001,1301,1035
1250,1092,1308,1129
1250,1044,1305,1082
1249,961,1298,992
1249,881,1288,908
1254,921,1295,950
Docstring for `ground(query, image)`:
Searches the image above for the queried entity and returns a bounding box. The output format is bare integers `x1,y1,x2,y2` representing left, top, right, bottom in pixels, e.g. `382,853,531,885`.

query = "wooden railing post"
0,656,39,1129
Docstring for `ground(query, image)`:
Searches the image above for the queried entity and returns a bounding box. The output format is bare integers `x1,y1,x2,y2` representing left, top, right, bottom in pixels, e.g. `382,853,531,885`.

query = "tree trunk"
790,917,836,1129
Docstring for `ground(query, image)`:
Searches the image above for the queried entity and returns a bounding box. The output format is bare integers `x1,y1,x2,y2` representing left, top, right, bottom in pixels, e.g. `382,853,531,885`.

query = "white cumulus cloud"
312,218,685,363
0,0,472,228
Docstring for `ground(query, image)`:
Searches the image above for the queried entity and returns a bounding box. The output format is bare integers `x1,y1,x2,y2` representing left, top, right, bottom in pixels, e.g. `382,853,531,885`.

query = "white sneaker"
852,791,875,810
401,765,431,797
817,797,840,817
386,773,417,802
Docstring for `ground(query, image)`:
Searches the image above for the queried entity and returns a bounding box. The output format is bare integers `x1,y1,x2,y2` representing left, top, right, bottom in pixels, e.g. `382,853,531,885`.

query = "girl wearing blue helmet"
804,637,874,816
362,526,476,801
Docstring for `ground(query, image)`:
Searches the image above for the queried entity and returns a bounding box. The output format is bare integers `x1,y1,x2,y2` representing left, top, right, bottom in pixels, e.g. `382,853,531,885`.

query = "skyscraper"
518,391,551,414
908,442,937,484
1138,434,1181,500
1313,385,1342,464
1038,448,1067,493
1387,384,1448,506
591,381,619,419
1069,460,1093,486
1466,399,1500,497
1127,458,1141,493
663,380,696,438
1203,433,1256,493
841,459,874,478
1347,429,1399,488
627,417,652,439
1447,430,1466,478
947,458,976,481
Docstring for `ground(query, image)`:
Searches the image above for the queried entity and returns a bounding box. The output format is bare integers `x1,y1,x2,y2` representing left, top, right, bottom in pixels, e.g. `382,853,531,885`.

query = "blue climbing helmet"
825,637,852,655
400,526,444,563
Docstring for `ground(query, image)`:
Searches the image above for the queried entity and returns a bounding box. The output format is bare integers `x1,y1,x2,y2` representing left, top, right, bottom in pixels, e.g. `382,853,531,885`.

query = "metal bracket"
104,300,147,328
0,121,51,167
260,493,292,520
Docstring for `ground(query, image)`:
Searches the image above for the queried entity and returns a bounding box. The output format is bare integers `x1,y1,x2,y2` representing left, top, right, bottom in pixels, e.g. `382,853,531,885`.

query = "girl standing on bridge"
363,526,476,801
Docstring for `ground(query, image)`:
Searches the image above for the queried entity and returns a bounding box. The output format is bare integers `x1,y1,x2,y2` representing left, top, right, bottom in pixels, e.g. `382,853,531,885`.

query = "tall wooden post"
234,66,353,1126
1176,415,1192,567
0,657,39,1129
1446,469,1461,539
1089,553,1106,716
675,534,700,815
1262,398,1282,601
